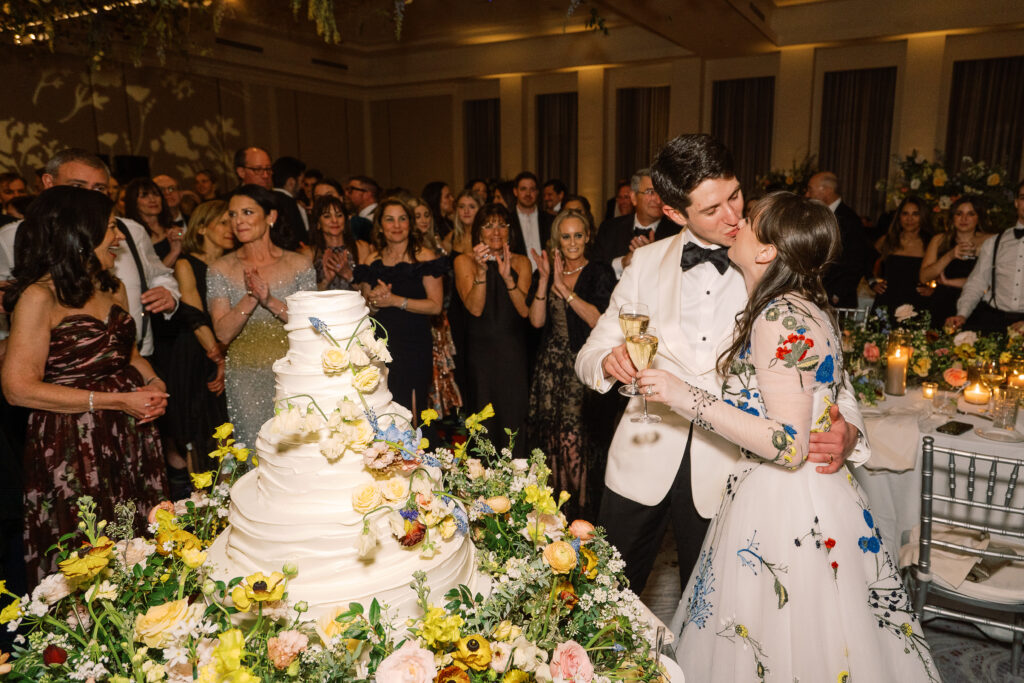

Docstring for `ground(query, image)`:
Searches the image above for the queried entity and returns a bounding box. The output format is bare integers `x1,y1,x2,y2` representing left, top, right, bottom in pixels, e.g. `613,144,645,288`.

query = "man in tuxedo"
346,175,380,242
272,155,311,243
542,178,566,215
232,146,305,251
805,171,871,307
594,168,683,277
509,171,552,270
575,134,869,593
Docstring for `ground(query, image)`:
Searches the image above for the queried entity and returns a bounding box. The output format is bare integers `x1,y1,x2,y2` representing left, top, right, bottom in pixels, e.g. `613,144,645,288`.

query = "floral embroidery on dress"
737,531,790,609
717,618,769,681
686,548,716,629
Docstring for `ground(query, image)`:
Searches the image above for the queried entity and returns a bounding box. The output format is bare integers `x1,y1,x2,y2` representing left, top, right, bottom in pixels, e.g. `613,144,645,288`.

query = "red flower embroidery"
824,538,836,549
831,561,838,569
775,333,814,362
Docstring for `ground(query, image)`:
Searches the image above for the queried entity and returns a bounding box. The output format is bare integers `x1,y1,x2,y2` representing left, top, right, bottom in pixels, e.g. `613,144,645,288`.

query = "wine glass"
617,303,650,397
979,359,1006,390
628,326,661,424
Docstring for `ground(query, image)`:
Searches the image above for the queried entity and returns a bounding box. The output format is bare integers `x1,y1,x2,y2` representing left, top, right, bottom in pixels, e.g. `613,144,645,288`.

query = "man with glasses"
153,174,188,229
345,175,380,242
594,168,682,278
232,146,305,251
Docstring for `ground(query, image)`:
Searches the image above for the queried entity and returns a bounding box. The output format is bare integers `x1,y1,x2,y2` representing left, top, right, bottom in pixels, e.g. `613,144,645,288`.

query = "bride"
637,192,939,682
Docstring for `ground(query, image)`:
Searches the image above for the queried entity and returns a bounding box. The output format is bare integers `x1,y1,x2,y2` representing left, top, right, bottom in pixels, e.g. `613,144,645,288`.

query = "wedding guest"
272,155,310,243
193,169,218,201
594,169,682,277
947,179,1024,332
233,146,305,251
314,178,345,201
637,191,936,681
603,179,632,222
125,177,183,267
354,199,444,412
509,172,551,268
346,175,380,242
541,178,567,215
450,189,481,255
302,194,358,291
153,174,189,229
178,190,201,219
209,185,314,449
2,186,168,580
464,178,489,204
164,200,232,473
298,168,323,212
920,196,994,324
561,194,596,232
526,209,616,519
805,171,871,307
455,204,531,456
492,181,515,210
422,180,455,239
869,196,934,320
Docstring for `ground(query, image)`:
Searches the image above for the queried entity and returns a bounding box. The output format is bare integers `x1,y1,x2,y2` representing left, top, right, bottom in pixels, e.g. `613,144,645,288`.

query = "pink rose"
567,520,595,542
550,640,593,683
375,641,437,683
943,367,968,388
862,342,880,363
266,630,308,670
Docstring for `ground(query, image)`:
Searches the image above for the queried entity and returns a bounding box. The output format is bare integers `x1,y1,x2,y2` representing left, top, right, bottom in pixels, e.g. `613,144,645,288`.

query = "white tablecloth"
854,393,1024,555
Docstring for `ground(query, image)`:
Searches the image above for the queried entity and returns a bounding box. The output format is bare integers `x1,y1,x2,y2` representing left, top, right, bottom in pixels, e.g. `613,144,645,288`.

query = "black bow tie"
680,241,731,274
1015,227,1024,240
633,226,653,239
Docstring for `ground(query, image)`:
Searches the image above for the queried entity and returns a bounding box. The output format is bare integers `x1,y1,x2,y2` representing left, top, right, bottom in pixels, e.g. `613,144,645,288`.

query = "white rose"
381,477,410,503
352,482,383,513
353,366,381,393
893,304,917,322
321,347,350,374
953,330,978,347
349,344,371,367
337,398,363,420
320,433,348,461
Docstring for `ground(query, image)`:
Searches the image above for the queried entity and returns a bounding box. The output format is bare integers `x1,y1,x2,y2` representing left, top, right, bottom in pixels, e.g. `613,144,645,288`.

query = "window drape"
615,86,670,182
464,98,501,181
711,76,774,198
536,92,578,188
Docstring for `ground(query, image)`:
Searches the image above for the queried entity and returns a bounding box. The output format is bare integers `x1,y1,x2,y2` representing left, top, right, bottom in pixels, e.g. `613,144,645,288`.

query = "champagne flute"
628,326,661,424
618,303,650,397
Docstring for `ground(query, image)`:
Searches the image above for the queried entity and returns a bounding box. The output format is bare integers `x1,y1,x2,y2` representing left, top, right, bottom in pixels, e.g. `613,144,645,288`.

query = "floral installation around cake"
875,151,1016,229
0,311,666,683
842,304,1024,405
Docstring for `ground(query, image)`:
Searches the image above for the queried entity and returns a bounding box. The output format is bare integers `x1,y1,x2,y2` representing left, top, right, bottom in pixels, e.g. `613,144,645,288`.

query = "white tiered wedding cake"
208,290,475,619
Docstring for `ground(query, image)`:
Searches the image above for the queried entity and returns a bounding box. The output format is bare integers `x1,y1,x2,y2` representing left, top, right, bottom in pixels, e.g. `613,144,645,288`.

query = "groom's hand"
808,404,859,474
602,343,637,385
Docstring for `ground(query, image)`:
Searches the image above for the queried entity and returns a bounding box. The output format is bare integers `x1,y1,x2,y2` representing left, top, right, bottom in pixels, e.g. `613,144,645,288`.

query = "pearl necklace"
562,262,586,276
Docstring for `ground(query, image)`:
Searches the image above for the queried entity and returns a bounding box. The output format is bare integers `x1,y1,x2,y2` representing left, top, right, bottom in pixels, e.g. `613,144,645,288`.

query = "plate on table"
974,427,1024,443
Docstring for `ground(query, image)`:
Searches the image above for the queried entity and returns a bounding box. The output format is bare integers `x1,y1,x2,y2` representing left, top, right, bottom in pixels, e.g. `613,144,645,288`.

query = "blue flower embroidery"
815,354,835,384
859,535,881,553
686,548,716,629
863,509,874,529
783,424,797,438
724,398,761,417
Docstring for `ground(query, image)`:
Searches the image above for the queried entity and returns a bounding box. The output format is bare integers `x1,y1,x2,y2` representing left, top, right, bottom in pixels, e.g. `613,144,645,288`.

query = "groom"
575,134,870,593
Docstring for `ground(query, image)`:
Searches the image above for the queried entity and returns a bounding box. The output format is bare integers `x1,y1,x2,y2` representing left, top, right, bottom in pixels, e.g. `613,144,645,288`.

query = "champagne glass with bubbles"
618,303,650,397
628,326,661,424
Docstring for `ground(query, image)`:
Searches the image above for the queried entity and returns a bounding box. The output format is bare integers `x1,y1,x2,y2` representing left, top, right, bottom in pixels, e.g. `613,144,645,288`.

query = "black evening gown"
929,255,976,325
872,254,928,321
163,255,229,461
354,258,448,413
463,261,529,458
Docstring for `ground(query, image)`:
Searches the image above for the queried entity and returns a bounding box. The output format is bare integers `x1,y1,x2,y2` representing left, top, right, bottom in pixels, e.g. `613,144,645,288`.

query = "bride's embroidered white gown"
667,296,939,682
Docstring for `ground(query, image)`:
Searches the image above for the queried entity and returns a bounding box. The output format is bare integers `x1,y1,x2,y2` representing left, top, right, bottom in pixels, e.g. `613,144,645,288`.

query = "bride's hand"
635,368,690,412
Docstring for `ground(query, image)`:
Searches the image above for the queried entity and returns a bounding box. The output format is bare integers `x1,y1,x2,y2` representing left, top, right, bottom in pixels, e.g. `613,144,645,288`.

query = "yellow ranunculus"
420,408,439,426
503,670,529,683
352,482,383,513
59,536,115,582
190,471,214,489
134,598,193,648
213,423,234,440
451,634,492,671
542,541,578,574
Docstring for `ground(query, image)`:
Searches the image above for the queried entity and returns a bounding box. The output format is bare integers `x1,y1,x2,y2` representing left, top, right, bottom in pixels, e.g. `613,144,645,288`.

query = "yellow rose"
439,515,458,540
542,541,578,574
353,366,381,393
180,546,207,569
485,496,511,514
321,347,350,374
213,423,234,440
352,482,383,513
190,471,214,489
381,477,410,503
134,598,193,648
347,419,375,452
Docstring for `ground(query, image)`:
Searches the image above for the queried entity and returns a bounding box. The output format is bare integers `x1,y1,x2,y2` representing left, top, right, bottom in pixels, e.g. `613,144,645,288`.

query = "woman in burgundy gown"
2,186,168,581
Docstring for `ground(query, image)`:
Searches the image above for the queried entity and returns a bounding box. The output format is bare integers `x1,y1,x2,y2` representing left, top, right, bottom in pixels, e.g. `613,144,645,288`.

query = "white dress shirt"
956,223,1024,317
359,203,378,220
517,206,541,270
0,218,181,355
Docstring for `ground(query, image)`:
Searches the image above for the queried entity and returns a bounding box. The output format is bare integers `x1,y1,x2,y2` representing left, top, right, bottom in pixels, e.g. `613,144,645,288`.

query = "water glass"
990,388,1021,431
931,390,957,417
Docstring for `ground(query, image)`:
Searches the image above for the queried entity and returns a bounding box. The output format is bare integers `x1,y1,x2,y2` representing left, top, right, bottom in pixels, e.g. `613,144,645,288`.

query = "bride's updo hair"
717,191,840,375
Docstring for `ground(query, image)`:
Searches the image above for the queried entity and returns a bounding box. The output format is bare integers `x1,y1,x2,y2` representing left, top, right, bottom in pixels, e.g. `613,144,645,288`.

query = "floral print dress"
669,296,938,682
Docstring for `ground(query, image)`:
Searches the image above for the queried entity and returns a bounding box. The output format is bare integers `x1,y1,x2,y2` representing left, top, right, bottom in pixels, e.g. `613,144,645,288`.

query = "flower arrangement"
876,151,1017,230
755,155,817,196
0,417,666,682
842,305,1024,404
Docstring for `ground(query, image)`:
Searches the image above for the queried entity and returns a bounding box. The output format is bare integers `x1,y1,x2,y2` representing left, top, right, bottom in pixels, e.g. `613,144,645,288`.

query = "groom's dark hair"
651,134,735,216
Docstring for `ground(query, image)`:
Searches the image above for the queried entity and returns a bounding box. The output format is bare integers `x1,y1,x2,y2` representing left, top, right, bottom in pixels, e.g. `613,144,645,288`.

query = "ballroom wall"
2,18,1023,211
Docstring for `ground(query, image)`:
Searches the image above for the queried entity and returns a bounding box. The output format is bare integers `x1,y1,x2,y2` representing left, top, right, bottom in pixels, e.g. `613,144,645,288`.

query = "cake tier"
209,471,475,620
272,357,395,414
283,290,375,371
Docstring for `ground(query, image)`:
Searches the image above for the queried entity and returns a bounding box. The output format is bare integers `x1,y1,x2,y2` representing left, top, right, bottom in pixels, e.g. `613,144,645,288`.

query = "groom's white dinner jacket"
575,229,870,518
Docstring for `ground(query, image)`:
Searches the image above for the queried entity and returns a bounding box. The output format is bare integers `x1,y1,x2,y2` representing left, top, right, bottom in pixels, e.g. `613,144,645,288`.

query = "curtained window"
945,54,1024,183
711,77,774,198
464,98,501,181
818,66,897,220
615,86,670,182
536,92,577,188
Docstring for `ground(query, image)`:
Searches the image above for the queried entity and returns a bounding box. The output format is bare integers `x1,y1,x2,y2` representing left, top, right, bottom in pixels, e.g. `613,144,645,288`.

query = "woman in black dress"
919,196,994,325
870,196,934,321
354,199,445,413
526,209,616,519
165,200,234,473
124,177,182,267
454,204,532,456
300,194,358,291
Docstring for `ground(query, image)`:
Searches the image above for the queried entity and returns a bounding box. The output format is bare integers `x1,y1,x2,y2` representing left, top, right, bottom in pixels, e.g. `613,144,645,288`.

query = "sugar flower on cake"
320,432,349,461
349,343,372,367
337,397,363,420
352,482,384,513
363,441,397,470
353,365,381,393
357,520,379,559
381,476,411,503
321,347,350,375
358,329,393,363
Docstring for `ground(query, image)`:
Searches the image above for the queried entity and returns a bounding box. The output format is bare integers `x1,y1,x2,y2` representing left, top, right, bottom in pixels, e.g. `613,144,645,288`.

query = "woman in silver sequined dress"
208,185,315,449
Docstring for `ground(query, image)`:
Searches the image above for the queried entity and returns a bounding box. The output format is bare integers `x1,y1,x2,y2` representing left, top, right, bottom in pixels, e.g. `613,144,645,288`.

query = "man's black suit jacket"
824,201,871,308
592,214,683,265
509,208,553,256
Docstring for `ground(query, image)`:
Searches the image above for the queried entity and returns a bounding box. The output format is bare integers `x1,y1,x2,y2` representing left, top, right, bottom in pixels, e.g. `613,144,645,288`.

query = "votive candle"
921,382,937,399
963,382,991,405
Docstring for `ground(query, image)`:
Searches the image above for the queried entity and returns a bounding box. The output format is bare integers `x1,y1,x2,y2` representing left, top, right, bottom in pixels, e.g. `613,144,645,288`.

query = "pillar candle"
885,348,909,396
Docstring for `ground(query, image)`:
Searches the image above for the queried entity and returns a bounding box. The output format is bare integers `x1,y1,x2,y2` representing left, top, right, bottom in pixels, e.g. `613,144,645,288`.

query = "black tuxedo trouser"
597,424,710,595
